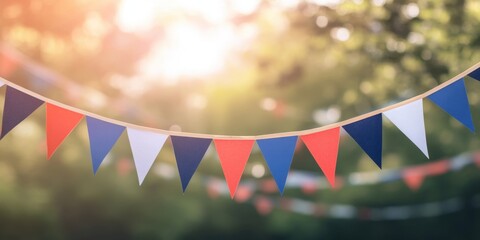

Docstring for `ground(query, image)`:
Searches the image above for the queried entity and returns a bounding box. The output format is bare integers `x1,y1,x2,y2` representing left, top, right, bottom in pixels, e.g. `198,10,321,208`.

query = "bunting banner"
201,152,480,197
403,168,425,191
0,61,479,195
214,139,255,198
257,136,298,194
46,103,84,159
1,86,44,139
86,117,125,174
200,152,480,219
343,114,383,168
112,150,479,217
469,68,480,81
127,128,168,185
301,127,340,187
247,193,476,220
427,78,474,132
383,99,429,158
171,136,212,192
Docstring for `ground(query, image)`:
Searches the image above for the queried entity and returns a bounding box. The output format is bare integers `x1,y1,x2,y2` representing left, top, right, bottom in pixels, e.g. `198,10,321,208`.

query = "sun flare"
116,0,261,83
139,22,234,83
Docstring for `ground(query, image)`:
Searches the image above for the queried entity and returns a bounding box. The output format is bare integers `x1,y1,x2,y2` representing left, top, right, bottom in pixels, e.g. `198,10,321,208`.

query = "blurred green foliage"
1,0,480,239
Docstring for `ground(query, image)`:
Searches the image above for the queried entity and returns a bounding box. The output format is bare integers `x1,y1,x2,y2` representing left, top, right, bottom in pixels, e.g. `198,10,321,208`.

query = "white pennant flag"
384,99,429,158
127,128,168,185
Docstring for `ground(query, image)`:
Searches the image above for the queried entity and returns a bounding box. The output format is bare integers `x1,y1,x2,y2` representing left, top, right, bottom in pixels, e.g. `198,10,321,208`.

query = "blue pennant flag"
469,68,480,81
86,116,125,174
428,78,474,132
343,114,383,168
171,136,212,192
257,136,298,194
1,86,44,139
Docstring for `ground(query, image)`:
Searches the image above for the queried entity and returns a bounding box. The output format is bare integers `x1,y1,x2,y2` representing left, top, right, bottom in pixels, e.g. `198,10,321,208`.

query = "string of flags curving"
129,150,480,218
108,150,480,219
201,152,480,219
198,151,480,219
248,193,480,220
0,62,479,197
203,151,480,196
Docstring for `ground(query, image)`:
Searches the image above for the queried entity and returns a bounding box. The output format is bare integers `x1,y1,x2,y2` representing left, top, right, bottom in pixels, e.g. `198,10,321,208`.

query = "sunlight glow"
116,0,157,32
179,0,229,23
139,21,235,82
308,0,343,6
116,0,260,83
231,0,261,15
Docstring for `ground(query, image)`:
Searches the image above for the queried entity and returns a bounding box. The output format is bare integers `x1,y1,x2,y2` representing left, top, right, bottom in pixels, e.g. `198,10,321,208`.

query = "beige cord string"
1,61,479,140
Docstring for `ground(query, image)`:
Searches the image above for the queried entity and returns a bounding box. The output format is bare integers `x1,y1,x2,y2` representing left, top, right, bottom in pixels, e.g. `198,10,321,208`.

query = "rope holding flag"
0,64,479,194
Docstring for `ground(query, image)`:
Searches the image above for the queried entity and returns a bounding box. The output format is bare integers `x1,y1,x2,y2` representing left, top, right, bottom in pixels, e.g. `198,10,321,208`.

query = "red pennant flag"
214,139,254,198
46,103,84,159
403,168,425,191
301,127,341,187
424,160,449,176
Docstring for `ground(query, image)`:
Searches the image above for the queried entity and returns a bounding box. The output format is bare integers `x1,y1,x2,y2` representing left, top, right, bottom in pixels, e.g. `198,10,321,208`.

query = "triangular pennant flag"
46,103,84,159
1,86,44,139
86,116,125,174
214,139,255,198
424,160,449,176
127,128,168,185
403,168,424,191
300,127,340,187
257,136,298,194
469,68,480,81
343,114,383,168
428,78,474,132
171,136,212,192
383,100,429,158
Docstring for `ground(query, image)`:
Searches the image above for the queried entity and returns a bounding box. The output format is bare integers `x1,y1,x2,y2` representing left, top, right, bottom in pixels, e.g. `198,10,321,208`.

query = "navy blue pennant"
1,86,44,139
343,114,383,168
469,68,480,81
171,136,212,192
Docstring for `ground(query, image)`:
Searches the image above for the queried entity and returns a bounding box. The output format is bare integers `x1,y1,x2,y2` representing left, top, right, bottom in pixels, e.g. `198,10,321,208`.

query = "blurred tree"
0,0,480,239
